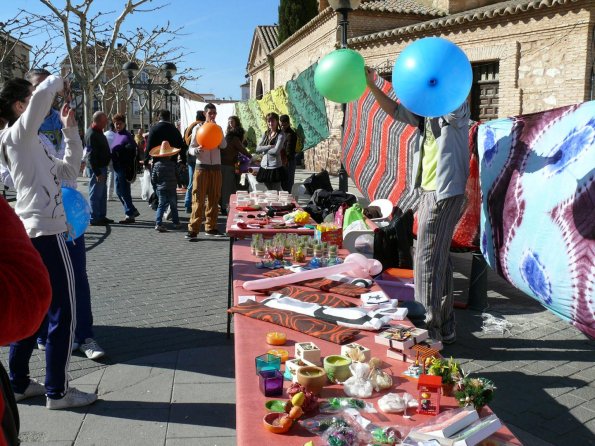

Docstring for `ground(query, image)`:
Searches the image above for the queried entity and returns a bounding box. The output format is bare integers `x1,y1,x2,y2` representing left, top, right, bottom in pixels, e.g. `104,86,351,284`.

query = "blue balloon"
61,187,90,241
392,37,472,117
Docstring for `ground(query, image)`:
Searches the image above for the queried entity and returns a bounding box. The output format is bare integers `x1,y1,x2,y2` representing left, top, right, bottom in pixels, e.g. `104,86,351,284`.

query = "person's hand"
365,66,376,87
59,103,76,128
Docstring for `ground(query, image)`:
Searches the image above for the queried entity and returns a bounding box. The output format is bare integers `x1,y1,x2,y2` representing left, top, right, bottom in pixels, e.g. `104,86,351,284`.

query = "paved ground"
1,170,594,445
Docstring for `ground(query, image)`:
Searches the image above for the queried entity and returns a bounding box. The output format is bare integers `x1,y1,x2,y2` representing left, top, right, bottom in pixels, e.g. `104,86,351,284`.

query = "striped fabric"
342,74,420,211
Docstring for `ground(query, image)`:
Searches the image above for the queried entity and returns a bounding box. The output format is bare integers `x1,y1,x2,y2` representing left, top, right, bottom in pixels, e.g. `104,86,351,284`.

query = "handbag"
140,169,151,201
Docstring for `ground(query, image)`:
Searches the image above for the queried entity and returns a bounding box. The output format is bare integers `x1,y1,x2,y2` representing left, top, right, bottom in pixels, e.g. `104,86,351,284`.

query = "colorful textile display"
478,101,595,338
257,87,291,121
341,75,420,211
235,99,266,149
228,300,359,344
286,63,330,150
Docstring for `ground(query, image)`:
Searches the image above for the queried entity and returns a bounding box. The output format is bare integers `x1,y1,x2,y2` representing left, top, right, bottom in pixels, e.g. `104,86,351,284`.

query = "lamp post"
122,61,177,126
329,0,361,192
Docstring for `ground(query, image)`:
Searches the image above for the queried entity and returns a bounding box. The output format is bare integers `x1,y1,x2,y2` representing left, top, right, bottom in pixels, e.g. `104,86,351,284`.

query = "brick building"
246,0,594,173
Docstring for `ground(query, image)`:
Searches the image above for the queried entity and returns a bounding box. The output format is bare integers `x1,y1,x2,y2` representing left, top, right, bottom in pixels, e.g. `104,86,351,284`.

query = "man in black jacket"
146,110,187,167
84,111,113,225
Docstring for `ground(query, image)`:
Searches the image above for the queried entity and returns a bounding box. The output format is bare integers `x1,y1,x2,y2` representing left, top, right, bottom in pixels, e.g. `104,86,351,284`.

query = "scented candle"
266,332,287,346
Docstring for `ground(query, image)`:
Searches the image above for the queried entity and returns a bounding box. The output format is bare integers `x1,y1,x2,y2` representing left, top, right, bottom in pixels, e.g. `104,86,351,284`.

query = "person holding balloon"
186,103,227,240
0,75,98,409
364,38,472,344
255,112,286,191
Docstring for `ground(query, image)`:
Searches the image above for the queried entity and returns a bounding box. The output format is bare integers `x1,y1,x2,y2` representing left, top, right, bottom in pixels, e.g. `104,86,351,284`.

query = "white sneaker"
37,343,46,351
79,338,105,360
14,379,45,402
46,387,98,410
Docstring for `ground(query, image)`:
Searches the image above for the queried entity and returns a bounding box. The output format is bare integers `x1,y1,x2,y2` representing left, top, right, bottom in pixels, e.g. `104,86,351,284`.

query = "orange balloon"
196,122,224,150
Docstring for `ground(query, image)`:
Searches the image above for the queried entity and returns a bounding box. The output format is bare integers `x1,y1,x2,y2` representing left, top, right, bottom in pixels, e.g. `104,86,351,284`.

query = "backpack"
373,208,414,270
303,169,333,195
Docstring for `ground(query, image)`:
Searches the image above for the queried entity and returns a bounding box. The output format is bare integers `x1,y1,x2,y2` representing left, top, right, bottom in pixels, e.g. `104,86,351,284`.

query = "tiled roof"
359,0,445,16
257,25,279,54
350,0,580,44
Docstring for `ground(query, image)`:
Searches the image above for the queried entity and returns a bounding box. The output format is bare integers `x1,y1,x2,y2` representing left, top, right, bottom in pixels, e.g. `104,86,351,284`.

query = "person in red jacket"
0,196,52,446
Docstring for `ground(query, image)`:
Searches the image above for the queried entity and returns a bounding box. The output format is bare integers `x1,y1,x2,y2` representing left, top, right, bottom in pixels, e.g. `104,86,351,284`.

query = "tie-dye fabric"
478,102,595,338
286,63,330,150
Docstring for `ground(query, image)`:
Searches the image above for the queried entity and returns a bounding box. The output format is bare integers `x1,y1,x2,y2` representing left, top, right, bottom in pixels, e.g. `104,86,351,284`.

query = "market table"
225,194,316,337
231,239,522,445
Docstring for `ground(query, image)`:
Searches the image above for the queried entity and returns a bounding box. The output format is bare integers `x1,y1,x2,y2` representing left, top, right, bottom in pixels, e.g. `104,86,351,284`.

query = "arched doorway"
256,79,263,100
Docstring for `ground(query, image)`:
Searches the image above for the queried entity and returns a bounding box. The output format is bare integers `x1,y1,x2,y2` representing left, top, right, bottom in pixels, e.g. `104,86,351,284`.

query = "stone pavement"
1,170,593,445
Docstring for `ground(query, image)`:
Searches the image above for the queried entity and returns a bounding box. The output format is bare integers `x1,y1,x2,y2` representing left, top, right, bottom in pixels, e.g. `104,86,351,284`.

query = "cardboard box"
375,324,429,350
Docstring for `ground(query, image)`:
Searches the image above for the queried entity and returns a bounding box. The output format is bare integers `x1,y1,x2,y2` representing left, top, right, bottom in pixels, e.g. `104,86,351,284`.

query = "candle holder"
295,342,321,365
255,353,281,375
266,331,287,346
259,369,284,397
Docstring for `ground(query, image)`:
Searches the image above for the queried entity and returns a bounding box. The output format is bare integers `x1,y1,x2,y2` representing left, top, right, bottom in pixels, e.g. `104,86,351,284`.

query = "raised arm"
10,75,65,147
365,67,420,128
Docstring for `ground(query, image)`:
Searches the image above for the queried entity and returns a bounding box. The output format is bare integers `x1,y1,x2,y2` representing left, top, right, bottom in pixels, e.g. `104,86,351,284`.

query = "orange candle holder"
267,348,289,364
266,331,287,346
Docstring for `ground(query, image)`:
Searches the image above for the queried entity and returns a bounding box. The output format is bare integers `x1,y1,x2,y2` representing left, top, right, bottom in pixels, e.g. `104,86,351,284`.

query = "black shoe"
205,229,225,237
119,217,136,224
101,218,114,224
132,210,140,218
89,220,107,226
185,231,198,241
155,225,168,233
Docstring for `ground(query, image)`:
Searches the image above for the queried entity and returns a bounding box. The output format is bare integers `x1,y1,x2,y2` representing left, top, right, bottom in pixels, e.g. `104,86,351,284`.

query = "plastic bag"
343,203,366,231
140,169,151,201
343,362,373,398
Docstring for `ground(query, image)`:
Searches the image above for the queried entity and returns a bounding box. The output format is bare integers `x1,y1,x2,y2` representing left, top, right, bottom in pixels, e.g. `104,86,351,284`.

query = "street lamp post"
329,0,361,192
122,61,177,126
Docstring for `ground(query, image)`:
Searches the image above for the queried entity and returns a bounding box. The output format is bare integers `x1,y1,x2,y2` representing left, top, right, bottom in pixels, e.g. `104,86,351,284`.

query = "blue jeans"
155,188,179,226
87,166,107,222
37,234,94,346
184,163,194,210
114,166,137,217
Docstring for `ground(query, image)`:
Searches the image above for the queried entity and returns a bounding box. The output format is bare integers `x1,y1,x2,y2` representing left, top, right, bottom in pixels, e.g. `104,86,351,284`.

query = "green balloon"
314,49,367,103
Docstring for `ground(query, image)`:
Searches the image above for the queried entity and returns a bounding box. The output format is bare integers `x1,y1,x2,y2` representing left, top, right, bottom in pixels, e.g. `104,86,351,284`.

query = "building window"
471,61,499,121
256,79,263,100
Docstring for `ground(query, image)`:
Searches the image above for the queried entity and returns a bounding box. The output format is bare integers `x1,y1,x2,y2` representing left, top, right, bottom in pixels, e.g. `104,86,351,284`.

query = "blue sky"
4,0,279,99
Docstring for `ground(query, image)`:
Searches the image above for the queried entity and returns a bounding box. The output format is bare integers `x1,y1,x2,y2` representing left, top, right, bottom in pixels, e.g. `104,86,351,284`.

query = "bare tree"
37,0,165,128
0,11,61,83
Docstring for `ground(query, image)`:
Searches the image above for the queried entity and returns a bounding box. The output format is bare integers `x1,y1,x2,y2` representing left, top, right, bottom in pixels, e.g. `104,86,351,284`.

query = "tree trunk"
83,83,95,129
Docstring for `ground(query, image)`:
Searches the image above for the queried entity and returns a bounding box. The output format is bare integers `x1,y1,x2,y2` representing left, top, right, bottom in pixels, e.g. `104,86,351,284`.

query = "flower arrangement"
425,356,463,385
454,377,496,410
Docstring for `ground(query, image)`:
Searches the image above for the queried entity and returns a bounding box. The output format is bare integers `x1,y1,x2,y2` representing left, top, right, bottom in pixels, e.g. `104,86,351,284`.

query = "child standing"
150,141,182,232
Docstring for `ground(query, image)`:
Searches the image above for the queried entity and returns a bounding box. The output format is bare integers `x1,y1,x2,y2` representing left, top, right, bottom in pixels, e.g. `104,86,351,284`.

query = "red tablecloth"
231,240,521,445
226,194,315,238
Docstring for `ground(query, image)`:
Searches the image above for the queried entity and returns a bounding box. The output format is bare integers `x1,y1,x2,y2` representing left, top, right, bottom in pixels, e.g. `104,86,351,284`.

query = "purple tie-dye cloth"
478,102,595,338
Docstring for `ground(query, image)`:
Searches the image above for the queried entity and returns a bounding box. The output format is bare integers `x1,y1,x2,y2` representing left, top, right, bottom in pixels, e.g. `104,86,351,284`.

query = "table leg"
226,236,235,338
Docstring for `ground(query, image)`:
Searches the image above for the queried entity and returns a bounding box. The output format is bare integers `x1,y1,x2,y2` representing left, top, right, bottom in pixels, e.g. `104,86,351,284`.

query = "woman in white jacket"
0,76,97,410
